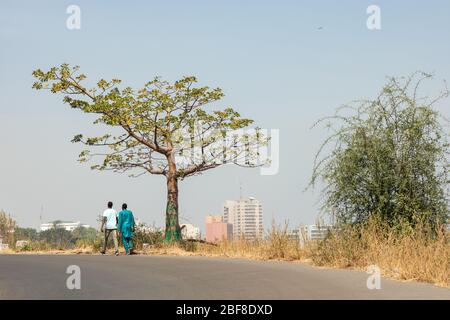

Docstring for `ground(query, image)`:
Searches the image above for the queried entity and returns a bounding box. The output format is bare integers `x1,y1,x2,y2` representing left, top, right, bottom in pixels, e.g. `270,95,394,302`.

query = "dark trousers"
102,229,118,253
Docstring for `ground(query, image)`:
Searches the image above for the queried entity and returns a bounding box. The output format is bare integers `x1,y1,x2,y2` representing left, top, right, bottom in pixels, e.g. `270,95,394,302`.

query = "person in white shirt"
100,201,119,256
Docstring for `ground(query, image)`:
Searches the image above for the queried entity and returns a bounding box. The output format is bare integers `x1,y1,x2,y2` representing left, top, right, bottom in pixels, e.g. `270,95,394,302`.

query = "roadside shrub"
265,221,303,260
75,234,103,252
311,218,449,286
133,224,164,249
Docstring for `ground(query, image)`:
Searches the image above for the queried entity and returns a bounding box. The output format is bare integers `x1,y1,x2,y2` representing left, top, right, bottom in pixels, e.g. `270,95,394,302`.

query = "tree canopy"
32,64,265,179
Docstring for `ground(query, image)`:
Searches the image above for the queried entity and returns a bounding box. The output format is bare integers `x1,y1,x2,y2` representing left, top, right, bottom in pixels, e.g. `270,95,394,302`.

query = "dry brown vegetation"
310,220,449,287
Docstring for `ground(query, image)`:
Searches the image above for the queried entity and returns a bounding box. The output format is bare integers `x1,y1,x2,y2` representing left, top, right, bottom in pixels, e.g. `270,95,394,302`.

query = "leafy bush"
133,223,164,249
311,72,449,229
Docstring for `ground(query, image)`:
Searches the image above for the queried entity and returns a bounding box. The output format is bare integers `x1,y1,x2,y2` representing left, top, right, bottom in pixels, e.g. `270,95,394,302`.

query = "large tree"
310,72,449,229
32,64,267,241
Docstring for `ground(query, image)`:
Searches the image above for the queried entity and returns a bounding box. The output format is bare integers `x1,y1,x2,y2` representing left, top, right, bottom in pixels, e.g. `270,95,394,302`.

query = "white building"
40,221,90,232
223,197,263,240
180,223,201,240
299,224,332,245
287,228,301,241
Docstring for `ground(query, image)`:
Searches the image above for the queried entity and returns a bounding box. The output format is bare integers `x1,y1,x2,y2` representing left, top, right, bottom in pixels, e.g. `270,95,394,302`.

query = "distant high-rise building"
205,215,224,224
287,228,301,241
223,197,263,240
205,214,232,243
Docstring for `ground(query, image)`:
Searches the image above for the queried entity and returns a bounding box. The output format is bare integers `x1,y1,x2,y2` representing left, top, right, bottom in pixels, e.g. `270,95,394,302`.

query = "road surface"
0,254,448,299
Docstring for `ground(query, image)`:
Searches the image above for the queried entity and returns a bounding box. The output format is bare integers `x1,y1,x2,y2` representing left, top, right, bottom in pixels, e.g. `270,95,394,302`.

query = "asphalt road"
0,254,448,299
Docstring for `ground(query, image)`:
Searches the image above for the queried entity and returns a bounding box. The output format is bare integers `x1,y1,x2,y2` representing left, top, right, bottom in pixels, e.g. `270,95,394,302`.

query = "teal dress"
118,209,135,254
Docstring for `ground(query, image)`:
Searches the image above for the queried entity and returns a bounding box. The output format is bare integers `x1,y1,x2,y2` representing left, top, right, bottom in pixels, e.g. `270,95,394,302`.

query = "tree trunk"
164,153,181,242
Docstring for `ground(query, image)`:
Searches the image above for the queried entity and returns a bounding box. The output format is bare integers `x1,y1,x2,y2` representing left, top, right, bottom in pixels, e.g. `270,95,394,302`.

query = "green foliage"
38,228,75,249
18,243,34,252
71,226,98,242
15,226,102,251
133,223,164,249
32,64,266,179
14,227,39,241
311,72,449,229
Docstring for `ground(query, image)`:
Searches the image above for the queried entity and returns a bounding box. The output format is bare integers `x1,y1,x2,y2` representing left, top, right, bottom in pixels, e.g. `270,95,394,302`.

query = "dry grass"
309,219,449,287
193,223,312,261
0,247,99,255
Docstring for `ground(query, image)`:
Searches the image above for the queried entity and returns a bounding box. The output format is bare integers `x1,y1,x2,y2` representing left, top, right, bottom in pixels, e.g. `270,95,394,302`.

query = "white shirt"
103,208,118,230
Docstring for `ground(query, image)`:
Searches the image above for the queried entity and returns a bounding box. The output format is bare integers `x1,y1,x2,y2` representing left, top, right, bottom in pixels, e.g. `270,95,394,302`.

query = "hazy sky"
1,1,449,232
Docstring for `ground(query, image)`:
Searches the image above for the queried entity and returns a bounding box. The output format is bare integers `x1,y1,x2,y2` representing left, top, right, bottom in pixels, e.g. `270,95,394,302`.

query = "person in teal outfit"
118,203,135,255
